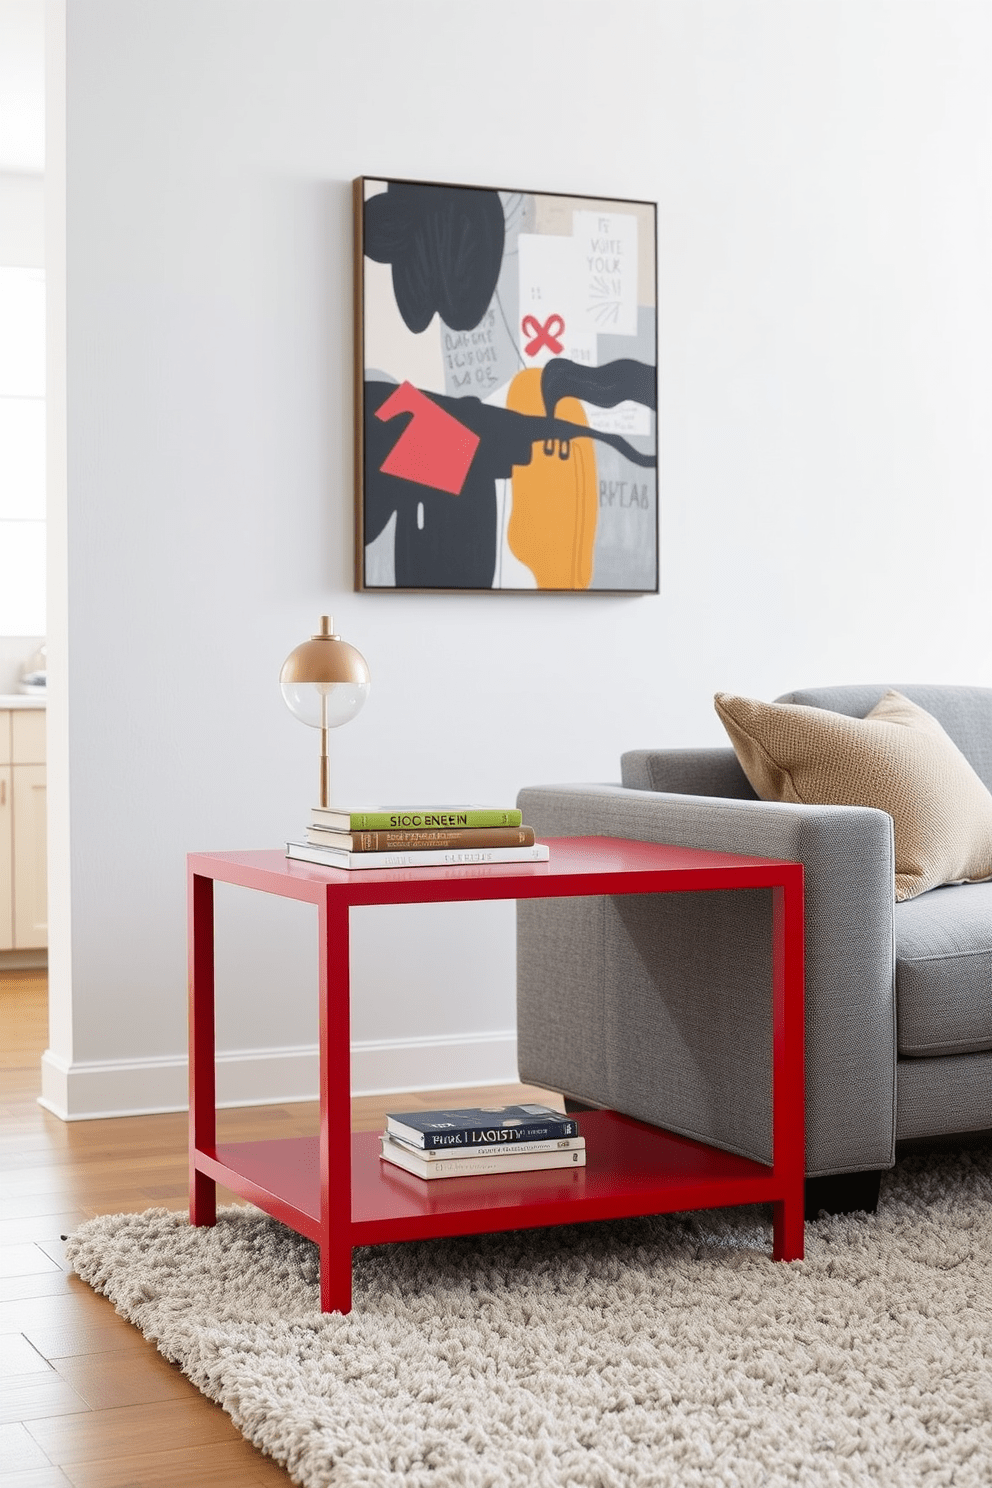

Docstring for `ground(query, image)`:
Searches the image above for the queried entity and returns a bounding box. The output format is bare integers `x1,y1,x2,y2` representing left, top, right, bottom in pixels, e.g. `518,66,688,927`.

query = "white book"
383,1133,585,1162
286,841,550,870
379,1136,587,1180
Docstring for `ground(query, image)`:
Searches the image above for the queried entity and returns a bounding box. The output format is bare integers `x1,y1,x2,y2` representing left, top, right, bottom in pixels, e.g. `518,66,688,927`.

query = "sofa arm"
516,784,897,1178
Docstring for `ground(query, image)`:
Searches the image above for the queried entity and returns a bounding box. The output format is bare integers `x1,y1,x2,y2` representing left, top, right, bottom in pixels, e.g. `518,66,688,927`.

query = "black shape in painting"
540,358,656,419
364,183,506,334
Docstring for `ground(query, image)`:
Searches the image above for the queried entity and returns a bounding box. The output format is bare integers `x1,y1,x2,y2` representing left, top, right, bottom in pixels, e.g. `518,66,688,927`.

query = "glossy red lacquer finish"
188,836,805,1312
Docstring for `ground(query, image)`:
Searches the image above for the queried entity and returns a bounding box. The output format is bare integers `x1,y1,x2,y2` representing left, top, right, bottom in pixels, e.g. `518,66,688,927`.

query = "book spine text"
415,1120,579,1150
385,1135,585,1160
344,809,523,830
311,826,536,852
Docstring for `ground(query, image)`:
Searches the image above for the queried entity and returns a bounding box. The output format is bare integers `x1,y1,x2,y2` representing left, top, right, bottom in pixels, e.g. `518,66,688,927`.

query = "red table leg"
318,892,354,1312
189,871,217,1227
770,873,805,1261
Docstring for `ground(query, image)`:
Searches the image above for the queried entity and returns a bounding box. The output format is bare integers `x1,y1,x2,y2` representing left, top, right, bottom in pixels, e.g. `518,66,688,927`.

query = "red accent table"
188,837,805,1313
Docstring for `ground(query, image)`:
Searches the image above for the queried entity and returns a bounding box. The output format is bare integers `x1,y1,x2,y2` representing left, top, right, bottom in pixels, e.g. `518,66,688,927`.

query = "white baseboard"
350,1030,518,1097
37,1030,519,1121
0,948,47,970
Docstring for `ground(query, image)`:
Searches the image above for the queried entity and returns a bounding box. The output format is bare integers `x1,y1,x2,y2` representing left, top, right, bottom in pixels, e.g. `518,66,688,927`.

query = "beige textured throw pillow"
714,689,992,901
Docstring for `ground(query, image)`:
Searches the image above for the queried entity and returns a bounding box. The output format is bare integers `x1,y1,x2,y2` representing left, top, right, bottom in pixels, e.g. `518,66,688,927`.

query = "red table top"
188,836,802,907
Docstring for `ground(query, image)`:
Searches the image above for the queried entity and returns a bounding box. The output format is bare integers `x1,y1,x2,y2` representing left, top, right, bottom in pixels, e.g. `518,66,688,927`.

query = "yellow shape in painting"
506,369,598,590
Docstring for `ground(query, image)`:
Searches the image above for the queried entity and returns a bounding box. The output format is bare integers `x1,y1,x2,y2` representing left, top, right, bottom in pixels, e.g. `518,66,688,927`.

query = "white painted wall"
0,173,43,266
43,0,992,1116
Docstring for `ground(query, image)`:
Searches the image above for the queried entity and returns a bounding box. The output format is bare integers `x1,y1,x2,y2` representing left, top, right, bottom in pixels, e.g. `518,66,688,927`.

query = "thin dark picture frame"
354,175,659,595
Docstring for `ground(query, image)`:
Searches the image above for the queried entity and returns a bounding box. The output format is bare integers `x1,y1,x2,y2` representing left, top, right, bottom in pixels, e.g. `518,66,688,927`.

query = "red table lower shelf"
188,838,805,1311
198,1109,782,1249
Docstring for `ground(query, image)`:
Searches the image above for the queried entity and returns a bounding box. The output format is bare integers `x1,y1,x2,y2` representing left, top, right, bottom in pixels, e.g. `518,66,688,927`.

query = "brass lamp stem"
319,688,329,808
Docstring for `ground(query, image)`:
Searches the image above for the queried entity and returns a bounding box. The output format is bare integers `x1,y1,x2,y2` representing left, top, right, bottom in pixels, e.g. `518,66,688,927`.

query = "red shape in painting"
375,382,480,496
521,314,565,357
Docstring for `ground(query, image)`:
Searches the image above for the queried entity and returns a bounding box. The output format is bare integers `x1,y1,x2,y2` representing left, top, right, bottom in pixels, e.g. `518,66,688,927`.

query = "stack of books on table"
379,1104,585,1180
285,805,549,870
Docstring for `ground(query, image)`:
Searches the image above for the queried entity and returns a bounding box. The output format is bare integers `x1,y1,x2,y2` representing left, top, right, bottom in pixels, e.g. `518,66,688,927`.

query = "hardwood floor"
0,969,561,1486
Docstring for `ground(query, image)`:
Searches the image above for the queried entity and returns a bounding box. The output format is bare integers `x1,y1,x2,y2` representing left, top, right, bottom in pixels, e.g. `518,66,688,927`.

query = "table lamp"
279,616,371,808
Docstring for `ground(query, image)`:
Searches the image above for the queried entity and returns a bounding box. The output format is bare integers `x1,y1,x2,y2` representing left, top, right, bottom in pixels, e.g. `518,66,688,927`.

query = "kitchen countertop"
0,694,46,709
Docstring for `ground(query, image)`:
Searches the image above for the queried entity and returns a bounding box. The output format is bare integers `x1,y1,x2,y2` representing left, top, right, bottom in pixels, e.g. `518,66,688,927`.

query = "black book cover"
385,1103,580,1150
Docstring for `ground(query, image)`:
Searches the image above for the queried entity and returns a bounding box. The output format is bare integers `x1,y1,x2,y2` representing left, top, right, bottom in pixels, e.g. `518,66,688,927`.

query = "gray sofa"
516,684,992,1215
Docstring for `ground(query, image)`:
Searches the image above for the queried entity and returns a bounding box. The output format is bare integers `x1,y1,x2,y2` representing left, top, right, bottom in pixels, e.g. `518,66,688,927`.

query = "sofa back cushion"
774,684,992,795
620,747,758,799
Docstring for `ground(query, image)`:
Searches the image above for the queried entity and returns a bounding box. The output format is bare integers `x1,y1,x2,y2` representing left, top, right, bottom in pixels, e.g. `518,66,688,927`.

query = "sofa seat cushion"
896,882,992,1056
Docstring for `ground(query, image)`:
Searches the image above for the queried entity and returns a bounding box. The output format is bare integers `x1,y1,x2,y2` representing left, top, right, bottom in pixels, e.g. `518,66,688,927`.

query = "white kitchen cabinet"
0,705,47,952
0,763,12,950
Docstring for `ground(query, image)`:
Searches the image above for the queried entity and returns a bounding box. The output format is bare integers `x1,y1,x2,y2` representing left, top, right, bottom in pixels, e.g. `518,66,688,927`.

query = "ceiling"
0,0,45,175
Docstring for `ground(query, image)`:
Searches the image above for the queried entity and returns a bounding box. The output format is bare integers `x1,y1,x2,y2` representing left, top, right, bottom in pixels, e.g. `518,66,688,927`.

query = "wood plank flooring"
1,969,562,1486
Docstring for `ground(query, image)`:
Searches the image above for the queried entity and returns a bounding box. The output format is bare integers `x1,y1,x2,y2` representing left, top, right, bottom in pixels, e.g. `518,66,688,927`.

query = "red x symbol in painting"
521,314,565,357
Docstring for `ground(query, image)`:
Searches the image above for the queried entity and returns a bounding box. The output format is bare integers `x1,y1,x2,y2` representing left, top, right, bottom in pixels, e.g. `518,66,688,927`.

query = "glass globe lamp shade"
280,679,370,729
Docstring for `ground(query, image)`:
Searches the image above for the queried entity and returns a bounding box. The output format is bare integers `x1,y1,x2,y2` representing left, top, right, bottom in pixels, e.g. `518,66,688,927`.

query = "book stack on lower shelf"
286,805,549,870
379,1104,585,1180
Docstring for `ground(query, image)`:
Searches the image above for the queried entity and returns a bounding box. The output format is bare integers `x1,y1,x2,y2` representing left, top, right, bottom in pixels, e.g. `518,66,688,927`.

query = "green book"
309,804,524,831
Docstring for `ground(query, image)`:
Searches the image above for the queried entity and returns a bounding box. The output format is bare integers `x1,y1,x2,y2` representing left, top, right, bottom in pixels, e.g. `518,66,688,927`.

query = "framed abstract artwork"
354,177,658,593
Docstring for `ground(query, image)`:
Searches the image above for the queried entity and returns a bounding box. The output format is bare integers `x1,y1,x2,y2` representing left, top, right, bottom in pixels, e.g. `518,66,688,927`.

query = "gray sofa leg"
805,1169,883,1219
564,1097,601,1114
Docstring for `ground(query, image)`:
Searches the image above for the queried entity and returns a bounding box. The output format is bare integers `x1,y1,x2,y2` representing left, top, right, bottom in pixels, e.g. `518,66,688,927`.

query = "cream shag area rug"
66,1151,992,1488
